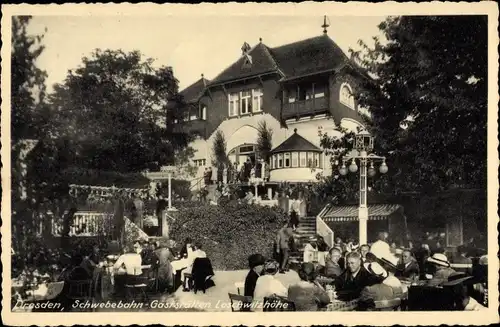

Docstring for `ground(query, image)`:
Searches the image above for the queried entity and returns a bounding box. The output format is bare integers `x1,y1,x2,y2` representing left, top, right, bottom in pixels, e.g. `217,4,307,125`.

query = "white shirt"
464,297,487,311
113,253,142,275
303,244,318,263
252,275,288,312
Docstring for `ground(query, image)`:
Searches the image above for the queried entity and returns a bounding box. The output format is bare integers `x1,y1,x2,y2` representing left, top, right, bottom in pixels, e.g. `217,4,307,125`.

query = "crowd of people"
243,227,489,311
203,158,271,186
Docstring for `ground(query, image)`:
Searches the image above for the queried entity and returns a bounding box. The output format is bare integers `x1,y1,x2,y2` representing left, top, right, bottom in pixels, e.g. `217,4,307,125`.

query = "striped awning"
319,204,403,223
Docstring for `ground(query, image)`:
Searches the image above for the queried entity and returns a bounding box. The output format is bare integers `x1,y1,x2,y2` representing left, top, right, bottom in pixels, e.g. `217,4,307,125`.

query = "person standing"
276,225,294,273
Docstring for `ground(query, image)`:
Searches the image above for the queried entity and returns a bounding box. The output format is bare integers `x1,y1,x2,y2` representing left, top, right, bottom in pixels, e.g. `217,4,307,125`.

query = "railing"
282,97,328,120
51,211,114,237
316,206,334,249
173,119,207,137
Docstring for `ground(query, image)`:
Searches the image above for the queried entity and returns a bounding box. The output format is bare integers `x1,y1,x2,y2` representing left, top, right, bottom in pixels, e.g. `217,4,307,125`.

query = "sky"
27,15,386,92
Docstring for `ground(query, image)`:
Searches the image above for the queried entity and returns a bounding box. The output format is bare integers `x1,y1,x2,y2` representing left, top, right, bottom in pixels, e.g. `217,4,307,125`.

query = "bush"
169,201,288,270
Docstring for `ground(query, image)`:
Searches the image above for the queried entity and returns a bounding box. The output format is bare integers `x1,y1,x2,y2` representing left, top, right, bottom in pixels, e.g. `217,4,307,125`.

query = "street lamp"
339,130,388,245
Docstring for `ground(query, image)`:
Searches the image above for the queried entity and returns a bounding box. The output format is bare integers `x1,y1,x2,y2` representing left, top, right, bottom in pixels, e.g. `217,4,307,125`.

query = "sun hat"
479,255,488,266
364,262,388,279
427,253,451,267
442,272,474,286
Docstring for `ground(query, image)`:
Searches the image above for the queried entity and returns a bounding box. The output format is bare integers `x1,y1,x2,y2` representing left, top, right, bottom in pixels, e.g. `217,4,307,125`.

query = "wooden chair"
373,298,402,311
124,274,150,302
66,279,94,311
228,293,253,312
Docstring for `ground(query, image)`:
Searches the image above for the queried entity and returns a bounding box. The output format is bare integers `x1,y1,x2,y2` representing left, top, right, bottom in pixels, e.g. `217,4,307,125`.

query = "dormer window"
340,83,355,109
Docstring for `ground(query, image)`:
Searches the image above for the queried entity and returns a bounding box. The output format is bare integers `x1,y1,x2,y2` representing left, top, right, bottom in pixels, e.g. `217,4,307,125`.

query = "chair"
66,278,94,311
234,281,245,295
228,293,253,312
263,295,296,312
124,268,150,302
373,298,402,311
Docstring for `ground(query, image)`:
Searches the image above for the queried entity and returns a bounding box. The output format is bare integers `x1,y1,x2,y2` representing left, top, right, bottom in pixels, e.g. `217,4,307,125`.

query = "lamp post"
248,177,264,201
160,165,177,210
338,130,388,245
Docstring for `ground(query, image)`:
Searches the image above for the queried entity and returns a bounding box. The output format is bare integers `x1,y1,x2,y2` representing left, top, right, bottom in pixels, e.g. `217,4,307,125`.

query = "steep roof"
268,34,350,80
271,129,322,154
180,77,210,103
209,42,280,85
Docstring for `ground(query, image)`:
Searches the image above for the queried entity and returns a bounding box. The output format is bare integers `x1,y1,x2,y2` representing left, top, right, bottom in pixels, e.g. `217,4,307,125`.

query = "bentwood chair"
228,293,253,312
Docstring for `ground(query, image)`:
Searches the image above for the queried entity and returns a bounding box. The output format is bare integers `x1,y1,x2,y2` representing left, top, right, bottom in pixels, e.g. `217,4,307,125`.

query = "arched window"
340,83,355,109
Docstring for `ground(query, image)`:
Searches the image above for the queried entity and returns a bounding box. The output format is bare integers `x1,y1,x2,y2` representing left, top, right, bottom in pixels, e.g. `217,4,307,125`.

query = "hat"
479,255,488,266
427,253,450,267
248,254,266,269
442,272,474,286
364,262,388,278
263,260,280,274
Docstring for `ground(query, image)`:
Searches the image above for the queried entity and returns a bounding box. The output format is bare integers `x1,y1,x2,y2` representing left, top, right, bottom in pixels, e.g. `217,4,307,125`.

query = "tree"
47,49,193,174
256,120,273,161
211,130,229,169
322,16,487,196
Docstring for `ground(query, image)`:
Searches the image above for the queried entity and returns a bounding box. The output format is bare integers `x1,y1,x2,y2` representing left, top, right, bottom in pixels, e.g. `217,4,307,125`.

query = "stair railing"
190,176,204,193
316,205,334,249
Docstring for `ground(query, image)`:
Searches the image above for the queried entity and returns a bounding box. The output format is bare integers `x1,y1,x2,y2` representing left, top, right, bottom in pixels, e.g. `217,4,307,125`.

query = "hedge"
169,201,288,270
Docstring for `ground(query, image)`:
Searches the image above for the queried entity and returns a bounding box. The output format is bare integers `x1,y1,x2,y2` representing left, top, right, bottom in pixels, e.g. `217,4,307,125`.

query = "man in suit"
335,252,378,300
244,253,266,298
395,249,420,280
358,262,404,310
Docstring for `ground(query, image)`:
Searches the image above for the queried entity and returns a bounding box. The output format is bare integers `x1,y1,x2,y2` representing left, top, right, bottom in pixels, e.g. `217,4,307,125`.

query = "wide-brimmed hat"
364,262,388,279
248,253,266,269
442,272,474,286
427,253,450,267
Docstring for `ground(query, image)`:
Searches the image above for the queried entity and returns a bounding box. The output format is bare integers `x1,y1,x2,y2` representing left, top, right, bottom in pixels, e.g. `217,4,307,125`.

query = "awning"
319,204,403,223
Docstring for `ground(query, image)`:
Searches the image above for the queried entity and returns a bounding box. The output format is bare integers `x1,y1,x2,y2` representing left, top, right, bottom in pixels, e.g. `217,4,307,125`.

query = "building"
173,20,368,189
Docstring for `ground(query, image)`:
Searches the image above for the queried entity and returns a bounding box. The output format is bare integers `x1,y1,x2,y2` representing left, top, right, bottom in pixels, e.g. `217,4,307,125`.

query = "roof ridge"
259,43,279,70
209,42,262,84
270,34,327,51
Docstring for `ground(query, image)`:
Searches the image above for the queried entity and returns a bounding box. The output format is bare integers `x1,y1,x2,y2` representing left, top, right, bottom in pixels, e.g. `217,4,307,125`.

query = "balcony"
282,96,328,120
173,119,207,137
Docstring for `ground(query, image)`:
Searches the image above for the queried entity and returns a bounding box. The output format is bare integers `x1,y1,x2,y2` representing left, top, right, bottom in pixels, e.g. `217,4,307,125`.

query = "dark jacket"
395,260,420,280
358,282,404,310
244,269,260,297
334,266,378,300
192,257,215,291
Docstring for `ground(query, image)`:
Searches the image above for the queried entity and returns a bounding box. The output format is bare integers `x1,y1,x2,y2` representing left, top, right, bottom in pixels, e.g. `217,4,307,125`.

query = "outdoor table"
325,299,359,311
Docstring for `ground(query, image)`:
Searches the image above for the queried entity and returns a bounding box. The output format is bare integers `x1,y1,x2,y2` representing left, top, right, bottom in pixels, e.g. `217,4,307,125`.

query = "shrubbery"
169,201,288,270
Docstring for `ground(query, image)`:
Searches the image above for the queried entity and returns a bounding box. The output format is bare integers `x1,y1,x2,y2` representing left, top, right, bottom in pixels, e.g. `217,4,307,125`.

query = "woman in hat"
252,260,288,311
287,262,330,311
444,272,487,311
358,261,403,311
426,253,456,286
244,253,266,298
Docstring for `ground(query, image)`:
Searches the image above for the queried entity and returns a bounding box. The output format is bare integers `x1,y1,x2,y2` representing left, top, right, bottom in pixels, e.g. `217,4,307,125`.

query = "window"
284,153,291,167
240,90,251,114
239,145,254,154
273,155,277,169
278,154,284,168
314,84,326,98
200,105,207,120
252,89,263,112
229,93,239,116
313,153,320,168
340,83,355,109
190,111,198,121
299,152,307,167
291,152,299,167
193,159,206,167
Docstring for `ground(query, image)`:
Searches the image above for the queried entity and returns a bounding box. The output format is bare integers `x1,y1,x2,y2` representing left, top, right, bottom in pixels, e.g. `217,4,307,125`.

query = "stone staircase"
289,216,317,266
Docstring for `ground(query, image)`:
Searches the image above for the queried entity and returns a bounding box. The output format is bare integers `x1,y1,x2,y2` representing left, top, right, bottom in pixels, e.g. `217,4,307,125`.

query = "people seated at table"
113,243,143,275
154,240,175,293
395,249,420,280
444,272,487,311
244,253,266,297
358,262,403,311
182,242,207,291
140,241,160,267
426,253,456,286
179,237,193,259
252,260,288,311
370,231,391,256
323,247,343,278
359,244,370,263
334,251,378,300
287,262,330,311
450,245,473,275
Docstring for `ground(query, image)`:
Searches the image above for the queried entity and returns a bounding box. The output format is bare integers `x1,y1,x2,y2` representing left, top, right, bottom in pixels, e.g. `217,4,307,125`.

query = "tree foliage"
211,130,229,168
320,15,487,197
47,49,193,173
256,120,273,161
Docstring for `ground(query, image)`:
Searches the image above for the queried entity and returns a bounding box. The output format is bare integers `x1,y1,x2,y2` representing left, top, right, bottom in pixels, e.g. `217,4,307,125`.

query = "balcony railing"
173,119,207,136
282,97,328,120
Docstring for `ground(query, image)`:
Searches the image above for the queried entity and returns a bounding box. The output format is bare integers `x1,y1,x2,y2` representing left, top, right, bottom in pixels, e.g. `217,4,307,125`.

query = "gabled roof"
268,34,350,81
180,77,210,103
271,129,322,154
209,42,280,85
